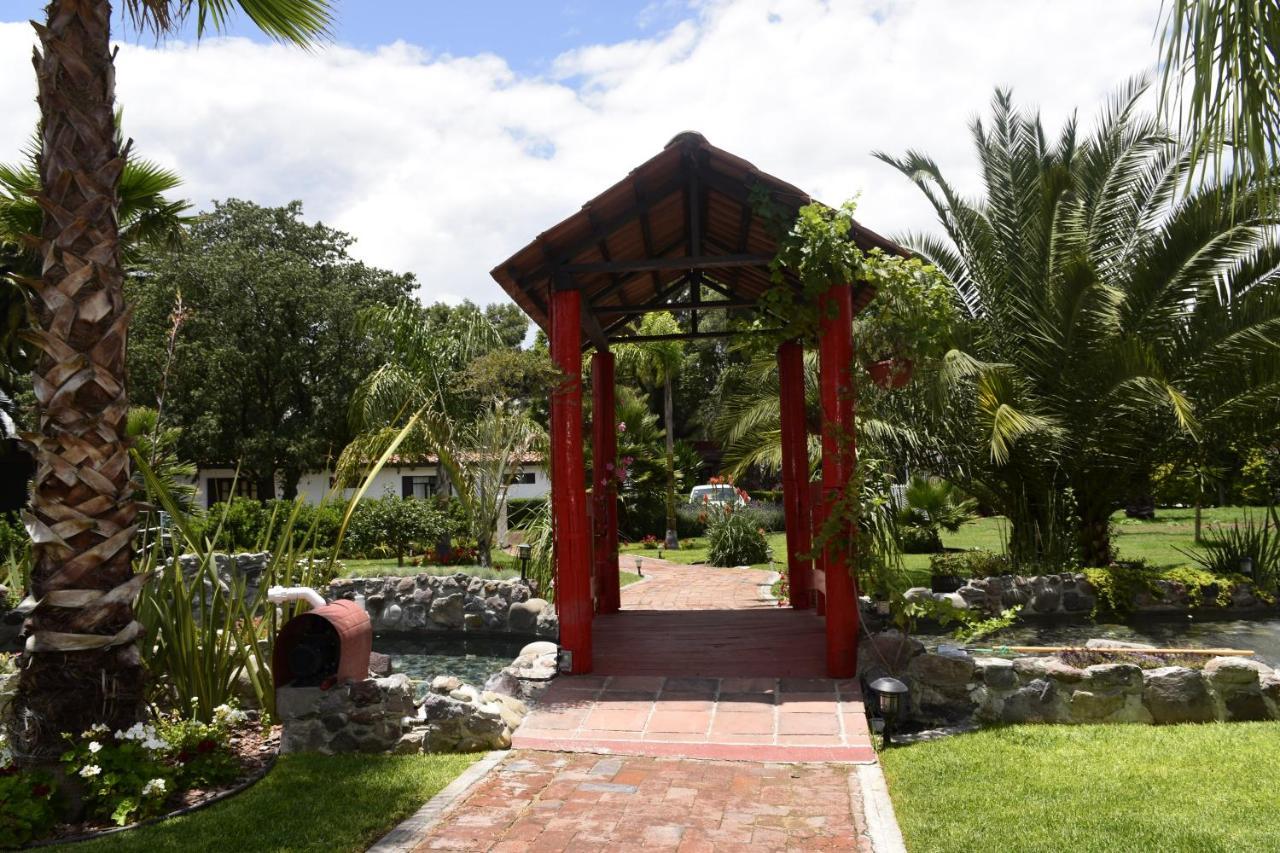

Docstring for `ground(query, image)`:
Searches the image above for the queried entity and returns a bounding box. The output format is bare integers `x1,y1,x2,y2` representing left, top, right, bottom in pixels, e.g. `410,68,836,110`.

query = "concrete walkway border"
367,750,506,853
858,761,908,853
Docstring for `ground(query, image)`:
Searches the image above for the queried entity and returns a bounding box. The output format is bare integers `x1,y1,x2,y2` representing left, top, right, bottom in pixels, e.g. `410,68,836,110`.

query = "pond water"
919,616,1280,668
372,634,529,699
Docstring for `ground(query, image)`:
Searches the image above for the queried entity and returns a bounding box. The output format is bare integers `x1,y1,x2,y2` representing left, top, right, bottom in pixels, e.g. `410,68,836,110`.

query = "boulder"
974,657,1017,690
1000,678,1064,723
520,640,559,658
1205,657,1273,721
857,630,924,680
368,651,392,678
1142,667,1216,724
429,593,465,629
907,650,975,688
1083,663,1144,691
508,599,546,634
483,670,523,698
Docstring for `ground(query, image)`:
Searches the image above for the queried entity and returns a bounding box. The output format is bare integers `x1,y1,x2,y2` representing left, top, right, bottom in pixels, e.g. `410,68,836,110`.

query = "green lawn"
881,722,1280,853
619,507,1265,588
78,753,477,853
336,556,517,579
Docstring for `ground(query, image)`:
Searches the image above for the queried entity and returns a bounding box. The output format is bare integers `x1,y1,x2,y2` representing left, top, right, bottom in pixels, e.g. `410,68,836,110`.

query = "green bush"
706,507,769,567
901,524,942,554
506,497,546,529
675,504,710,538
344,496,449,564
929,549,1011,578
748,489,783,503
1183,513,1279,593
743,502,786,533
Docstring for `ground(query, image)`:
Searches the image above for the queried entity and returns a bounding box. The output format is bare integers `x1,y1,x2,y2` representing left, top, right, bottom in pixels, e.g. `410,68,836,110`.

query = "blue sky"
3,1,695,74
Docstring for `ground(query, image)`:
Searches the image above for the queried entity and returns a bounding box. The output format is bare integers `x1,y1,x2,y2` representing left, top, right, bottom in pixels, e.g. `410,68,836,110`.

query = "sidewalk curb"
367,750,506,853
857,762,908,853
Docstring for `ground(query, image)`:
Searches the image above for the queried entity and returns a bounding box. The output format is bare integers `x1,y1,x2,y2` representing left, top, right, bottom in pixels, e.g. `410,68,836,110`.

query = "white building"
192,455,550,508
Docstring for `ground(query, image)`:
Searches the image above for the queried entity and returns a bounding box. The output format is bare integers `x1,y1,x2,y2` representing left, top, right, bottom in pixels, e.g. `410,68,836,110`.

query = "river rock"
1142,666,1216,724
508,598,547,634
1083,663,1143,691
483,670,523,698
974,657,1017,689
858,630,924,680
1000,678,1064,723
1204,657,1273,721
430,593,465,629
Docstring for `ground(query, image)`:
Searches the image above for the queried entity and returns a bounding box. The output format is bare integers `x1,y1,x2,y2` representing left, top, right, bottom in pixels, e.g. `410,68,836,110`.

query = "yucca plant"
1182,512,1280,593
706,506,769,568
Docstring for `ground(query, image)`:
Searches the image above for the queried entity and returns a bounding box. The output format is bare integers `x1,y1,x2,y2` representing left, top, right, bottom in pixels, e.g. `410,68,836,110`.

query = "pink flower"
617,421,627,433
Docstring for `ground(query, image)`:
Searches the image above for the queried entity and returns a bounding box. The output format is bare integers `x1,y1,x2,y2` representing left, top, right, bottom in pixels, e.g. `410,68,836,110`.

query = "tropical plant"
896,476,977,553
15,0,333,757
1157,0,1280,210
876,81,1280,567
615,312,687,549
705,506,769,567
1181,513,1280,593
343,493,448,567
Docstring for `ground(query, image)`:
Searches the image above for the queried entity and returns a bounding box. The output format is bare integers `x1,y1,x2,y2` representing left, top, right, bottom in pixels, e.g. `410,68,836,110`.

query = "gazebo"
491,131,906,678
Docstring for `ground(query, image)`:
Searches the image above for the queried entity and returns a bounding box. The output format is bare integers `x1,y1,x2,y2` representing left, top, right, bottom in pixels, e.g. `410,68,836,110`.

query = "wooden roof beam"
561,253,775,275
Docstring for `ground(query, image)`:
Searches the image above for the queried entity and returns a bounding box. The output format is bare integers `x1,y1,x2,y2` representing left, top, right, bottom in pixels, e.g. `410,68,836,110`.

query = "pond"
919,616,1280,668
372,634,530,699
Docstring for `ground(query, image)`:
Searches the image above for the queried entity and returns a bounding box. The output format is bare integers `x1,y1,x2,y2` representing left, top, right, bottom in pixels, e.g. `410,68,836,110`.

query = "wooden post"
818,282,859,678
592,350,620,614
777,340,812,609
550,288,593,673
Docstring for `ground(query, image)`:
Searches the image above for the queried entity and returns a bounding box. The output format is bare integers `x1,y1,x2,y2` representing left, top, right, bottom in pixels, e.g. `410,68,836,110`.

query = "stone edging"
759,570,781,603
367,750,507,853
856,762,907,853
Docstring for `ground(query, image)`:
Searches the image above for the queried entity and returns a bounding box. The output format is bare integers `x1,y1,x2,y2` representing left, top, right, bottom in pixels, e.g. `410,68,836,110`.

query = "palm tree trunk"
662,374,678,550
16,0,144,758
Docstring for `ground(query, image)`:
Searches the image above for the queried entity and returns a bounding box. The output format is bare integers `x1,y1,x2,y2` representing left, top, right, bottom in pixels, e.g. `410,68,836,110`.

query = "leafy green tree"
877,82,1280,566
18,0,332,756
128,199,413,500
345,494,448,567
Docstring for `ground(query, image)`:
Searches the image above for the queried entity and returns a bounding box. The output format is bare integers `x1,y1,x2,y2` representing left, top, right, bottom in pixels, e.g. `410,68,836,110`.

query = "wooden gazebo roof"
490,131,906,350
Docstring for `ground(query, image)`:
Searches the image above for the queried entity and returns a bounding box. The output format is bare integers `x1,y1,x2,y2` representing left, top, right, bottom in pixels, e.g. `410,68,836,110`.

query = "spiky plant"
16,0,331,758
876,81,1280,566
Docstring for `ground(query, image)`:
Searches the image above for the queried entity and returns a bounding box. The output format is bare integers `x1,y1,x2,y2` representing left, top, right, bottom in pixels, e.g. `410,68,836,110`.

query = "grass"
619,571,644,587
619,507,1267,589
78,752,477,853
336,557,517,579
881,722,1280,853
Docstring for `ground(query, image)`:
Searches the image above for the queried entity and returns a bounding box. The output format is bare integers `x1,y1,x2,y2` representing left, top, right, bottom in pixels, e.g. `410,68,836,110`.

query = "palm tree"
876,81,1280,566
1158,0,1280,208
16,0,331,757
616,312,686,549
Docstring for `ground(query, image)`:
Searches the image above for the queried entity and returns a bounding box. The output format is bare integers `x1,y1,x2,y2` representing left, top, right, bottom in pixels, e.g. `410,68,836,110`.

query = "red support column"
591,350,620,614
550,289,593,673
777,340,812,610
818,282,859,678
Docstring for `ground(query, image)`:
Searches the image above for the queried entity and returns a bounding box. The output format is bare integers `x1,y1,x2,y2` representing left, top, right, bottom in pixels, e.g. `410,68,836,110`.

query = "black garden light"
633,554,644,578
868,676,910,748
517,543,531,582
1240,556,1254,579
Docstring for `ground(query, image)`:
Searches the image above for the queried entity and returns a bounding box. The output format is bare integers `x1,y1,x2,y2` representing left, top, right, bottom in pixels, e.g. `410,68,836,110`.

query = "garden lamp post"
633,554,644,578
1239,556,1254,579
517,543,531,582
868,676,910,748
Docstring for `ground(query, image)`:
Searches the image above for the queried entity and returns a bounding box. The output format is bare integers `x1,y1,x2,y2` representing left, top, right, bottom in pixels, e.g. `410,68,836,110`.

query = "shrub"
675,504,710,538
900,524,941,554
506,497,546,529
0,765,57,849
706,507,769,567
344,496,449,565
748,489,783,503
928,549,1011,578
1082,563,1250,617
1183,514,1279,593
743,502,786,533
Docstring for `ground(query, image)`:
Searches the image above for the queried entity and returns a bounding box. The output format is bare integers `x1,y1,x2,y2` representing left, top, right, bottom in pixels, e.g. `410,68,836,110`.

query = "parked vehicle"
688,483,748,508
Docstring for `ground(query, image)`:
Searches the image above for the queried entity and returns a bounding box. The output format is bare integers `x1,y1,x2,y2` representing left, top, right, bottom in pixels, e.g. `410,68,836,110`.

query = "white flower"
90,723,109,734
213,704,248,727
88,741,103,754
142,737,170,752
79,764,102,778
141,778,167,797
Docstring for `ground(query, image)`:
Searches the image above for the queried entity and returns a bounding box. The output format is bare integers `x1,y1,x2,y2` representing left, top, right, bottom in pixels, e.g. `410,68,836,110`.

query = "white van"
688,483,747,508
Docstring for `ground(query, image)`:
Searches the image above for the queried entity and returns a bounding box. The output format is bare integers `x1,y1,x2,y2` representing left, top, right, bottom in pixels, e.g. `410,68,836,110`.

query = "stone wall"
905,571,1273,619
279,640,559,755
861,631,1280,729
329,574,558,639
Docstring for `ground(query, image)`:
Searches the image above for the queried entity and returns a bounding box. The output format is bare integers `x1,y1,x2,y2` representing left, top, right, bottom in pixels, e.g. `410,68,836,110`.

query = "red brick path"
412,750,874,852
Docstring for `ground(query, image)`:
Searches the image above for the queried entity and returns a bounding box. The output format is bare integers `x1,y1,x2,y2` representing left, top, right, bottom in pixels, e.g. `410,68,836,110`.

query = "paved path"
399,558,898,852
412,751,874,852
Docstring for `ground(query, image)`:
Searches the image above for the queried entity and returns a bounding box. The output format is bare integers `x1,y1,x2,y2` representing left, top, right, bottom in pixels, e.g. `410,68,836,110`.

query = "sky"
0,0,1166,308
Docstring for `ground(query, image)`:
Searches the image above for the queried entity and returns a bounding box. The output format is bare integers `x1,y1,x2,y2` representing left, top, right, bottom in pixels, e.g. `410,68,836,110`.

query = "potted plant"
857,252,954,389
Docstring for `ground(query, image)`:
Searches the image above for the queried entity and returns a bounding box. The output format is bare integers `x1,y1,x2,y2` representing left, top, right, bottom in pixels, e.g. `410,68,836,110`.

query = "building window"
402,475,437,499
207,477,258,508
514,470,536,485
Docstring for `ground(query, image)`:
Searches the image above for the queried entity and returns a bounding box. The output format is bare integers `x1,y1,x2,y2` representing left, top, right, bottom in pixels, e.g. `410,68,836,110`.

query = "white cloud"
0,0,1162,308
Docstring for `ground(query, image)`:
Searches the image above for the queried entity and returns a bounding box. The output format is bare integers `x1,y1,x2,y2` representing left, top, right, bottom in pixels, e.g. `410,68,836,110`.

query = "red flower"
197,738,218,754
31,783,51,798
178,750,193,764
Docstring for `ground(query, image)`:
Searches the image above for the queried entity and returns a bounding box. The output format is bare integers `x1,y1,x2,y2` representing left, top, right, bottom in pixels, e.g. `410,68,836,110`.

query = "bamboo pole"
966,645,1255,657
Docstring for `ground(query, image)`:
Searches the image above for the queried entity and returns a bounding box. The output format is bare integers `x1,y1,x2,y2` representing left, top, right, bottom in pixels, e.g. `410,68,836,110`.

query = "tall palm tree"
16,0,331,757
876,81,1280,566
616,312,685,549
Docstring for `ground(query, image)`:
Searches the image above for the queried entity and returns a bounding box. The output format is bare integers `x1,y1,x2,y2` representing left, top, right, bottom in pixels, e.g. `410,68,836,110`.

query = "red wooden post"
550,288,593,673
818,282,859,678
777,340,812,609
810,480,827,616
591,350,620,614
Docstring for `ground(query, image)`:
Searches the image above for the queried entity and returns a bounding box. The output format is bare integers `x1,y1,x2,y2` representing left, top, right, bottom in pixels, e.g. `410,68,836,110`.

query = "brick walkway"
412,750,874,852
398,559,896,852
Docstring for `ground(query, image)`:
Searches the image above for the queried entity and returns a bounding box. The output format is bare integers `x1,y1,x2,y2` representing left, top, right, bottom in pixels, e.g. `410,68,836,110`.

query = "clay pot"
868,358,913,389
